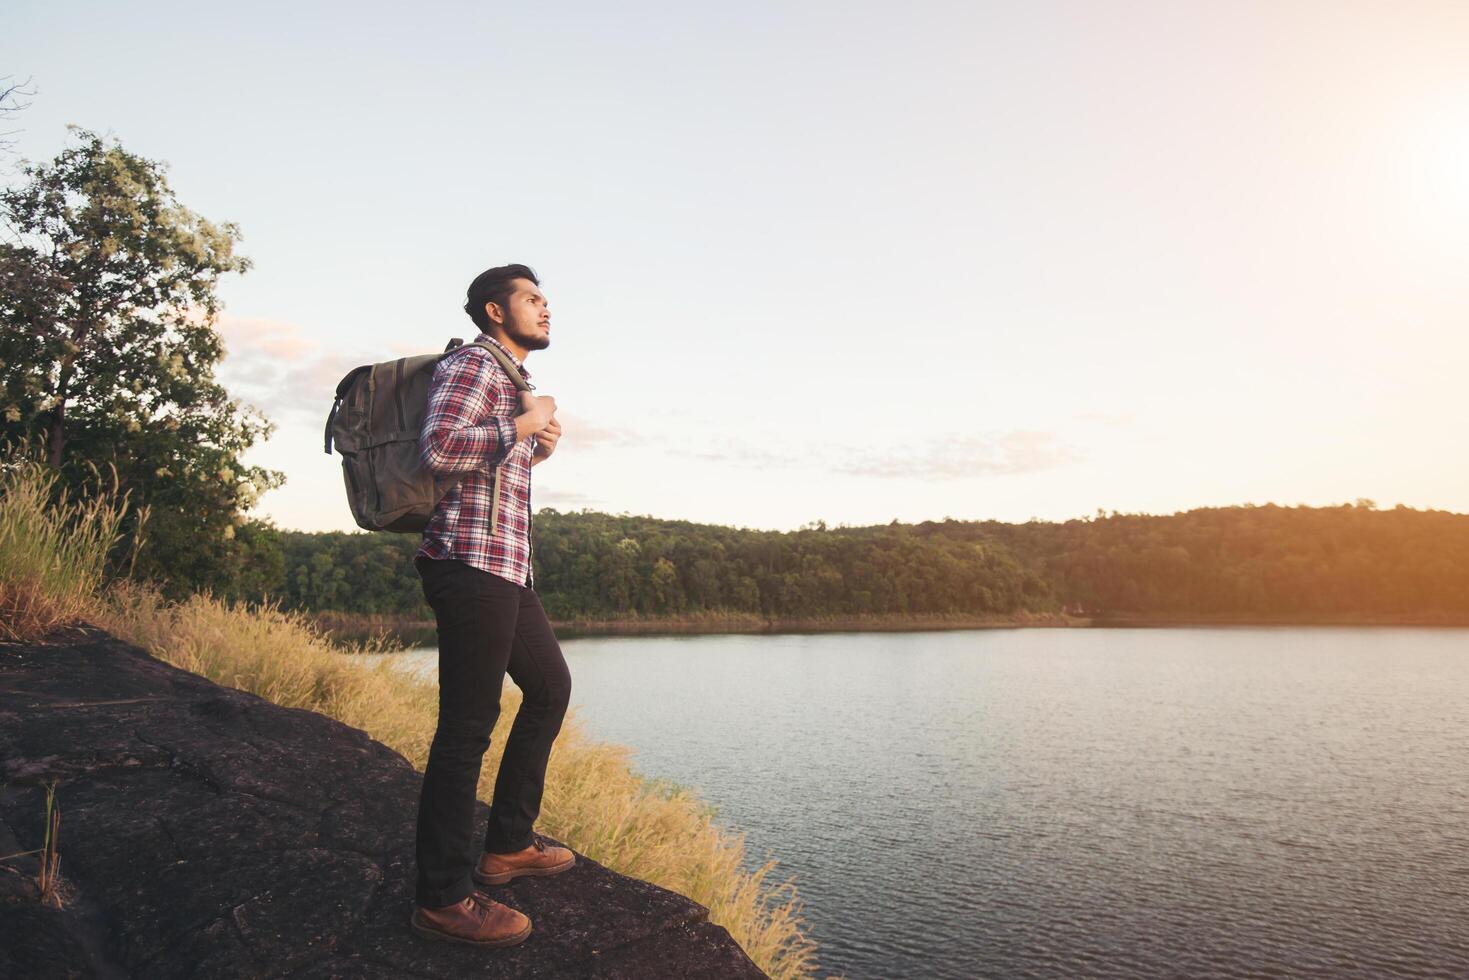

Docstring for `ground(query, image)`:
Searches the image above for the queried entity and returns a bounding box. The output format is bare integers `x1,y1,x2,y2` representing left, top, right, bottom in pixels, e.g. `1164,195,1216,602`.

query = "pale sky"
7,1,1467,532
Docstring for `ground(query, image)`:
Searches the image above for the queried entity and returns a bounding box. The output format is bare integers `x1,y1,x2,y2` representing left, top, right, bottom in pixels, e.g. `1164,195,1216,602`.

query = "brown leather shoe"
473,832,576,886
410,891,532,947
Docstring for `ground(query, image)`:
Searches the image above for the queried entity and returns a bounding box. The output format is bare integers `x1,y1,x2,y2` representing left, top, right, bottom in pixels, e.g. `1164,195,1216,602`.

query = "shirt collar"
474,333,531,381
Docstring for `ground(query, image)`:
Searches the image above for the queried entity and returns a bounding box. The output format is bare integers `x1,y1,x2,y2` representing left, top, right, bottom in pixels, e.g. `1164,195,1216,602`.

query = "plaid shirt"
415,333,537,588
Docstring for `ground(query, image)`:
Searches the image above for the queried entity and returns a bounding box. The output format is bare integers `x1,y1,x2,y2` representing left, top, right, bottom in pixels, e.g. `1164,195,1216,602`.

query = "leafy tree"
230,504,1469,624
0,127,283,596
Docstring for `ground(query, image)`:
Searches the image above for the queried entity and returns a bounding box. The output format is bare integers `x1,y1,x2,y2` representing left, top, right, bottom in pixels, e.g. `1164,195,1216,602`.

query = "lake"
394,626,1469,979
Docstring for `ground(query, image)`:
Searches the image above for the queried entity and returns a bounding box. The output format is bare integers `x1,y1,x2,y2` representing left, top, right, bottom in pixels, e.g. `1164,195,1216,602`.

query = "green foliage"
0,128,283,597
972,502,1469,615
529,510,1052,619
278,531,425,613
241,503,1469,622
243,509,1055,619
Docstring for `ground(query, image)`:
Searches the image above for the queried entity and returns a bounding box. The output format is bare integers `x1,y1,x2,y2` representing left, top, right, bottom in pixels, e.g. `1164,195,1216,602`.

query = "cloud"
218,317,319,360
832,429,1084,479
210,320,1083,483
215,316,390,425
552,411,653,451
561,419,1082,480
1074,410,1135,427
682,438,806,468
533,487,604,509
214,322,683,459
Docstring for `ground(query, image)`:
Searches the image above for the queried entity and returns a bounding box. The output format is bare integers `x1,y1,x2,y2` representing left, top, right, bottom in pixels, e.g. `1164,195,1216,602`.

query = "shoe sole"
472,852,576,886
410,910,533,947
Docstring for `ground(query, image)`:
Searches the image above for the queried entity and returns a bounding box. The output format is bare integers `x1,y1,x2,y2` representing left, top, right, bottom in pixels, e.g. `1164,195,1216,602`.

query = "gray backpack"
324,337,532,533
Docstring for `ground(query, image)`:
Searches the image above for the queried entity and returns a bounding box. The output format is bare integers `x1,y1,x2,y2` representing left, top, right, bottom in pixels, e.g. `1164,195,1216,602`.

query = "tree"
0,127,283,596
649,556,684,612
0,76,36,158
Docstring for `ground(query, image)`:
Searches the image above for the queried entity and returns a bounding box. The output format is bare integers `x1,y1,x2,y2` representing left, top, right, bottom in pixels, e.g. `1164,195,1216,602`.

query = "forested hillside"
946,502,1468,617
250,502,1469,621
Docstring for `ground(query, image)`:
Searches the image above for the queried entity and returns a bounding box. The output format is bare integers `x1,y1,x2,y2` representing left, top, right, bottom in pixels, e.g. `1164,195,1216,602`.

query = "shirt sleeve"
418,349,518,475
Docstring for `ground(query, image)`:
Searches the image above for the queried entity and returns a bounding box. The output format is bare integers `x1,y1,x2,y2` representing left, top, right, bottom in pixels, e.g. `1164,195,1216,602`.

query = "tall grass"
0,456,135,643
1,460,826,979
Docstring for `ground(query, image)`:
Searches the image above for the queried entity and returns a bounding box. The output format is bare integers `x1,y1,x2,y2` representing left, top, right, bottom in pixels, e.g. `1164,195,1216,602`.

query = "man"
408,263,574,947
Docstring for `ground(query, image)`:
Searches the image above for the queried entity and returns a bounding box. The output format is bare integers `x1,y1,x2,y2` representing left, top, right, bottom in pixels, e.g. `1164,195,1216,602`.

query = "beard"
507,320,551,351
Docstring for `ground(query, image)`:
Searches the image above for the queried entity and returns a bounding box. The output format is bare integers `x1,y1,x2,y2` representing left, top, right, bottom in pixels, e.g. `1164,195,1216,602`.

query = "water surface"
397,627,1469,979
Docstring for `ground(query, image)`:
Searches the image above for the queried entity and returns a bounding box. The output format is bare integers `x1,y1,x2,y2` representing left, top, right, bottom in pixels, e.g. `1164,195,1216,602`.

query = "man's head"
464,263,550,355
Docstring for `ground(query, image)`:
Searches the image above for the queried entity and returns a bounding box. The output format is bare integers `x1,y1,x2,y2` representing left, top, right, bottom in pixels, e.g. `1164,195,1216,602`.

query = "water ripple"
399,626,1469,978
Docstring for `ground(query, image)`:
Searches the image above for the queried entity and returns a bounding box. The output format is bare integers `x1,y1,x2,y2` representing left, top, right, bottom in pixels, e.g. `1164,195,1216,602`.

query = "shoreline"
309,610,1086,647
309,609,1469,648
1088,611,1469,628
551,610,1084,638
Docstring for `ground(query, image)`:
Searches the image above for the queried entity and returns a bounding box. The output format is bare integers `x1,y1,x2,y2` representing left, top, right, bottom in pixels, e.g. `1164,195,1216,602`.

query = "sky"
6,1,1467,533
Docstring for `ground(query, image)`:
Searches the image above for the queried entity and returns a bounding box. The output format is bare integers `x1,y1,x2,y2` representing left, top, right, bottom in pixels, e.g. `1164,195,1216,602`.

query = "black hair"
464,264,540,331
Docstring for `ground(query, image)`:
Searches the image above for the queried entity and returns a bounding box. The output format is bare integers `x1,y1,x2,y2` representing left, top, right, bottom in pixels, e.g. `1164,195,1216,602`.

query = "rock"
0,626,768,979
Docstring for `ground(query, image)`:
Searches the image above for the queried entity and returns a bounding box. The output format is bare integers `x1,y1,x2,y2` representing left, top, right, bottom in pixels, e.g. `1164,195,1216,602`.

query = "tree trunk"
47,403,65,469
48,333,82,470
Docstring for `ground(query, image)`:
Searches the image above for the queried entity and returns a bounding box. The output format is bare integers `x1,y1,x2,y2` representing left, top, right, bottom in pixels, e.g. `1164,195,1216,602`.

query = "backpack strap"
437,337,535,390
463,340,535,392
436,338,536,537
323,364,371,454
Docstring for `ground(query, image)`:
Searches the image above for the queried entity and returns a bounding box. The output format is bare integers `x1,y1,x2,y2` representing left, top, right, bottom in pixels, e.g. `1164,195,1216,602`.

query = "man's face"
491,278,551,351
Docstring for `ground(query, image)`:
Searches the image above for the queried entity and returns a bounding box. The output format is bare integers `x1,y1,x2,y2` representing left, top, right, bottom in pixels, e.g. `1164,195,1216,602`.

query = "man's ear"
484,301,504,326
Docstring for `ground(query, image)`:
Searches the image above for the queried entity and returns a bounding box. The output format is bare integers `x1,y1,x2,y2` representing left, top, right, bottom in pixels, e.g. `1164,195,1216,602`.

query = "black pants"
413,556,572,909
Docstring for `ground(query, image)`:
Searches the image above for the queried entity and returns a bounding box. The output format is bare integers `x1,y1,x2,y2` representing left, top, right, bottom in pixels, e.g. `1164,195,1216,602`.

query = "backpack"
323,337,533,533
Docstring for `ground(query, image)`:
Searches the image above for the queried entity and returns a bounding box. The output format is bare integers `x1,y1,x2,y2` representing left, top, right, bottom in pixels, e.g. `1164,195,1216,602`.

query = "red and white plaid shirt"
415,333,537,588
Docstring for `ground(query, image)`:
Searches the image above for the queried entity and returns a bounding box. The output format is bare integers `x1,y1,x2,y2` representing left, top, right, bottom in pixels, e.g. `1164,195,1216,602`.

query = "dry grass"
0,780,66,908
37,781,63,908
95,581,431,752
0,457,133,643
540,715,820,977
2,457,826,978
92,581,823,978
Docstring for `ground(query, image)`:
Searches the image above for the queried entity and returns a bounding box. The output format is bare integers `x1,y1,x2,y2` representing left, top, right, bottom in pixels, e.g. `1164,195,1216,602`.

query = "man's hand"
515,391,557,442
532,416,560,464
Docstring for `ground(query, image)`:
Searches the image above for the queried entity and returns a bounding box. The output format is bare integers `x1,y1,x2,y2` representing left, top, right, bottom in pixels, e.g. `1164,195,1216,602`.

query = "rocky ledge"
0,626,767,979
